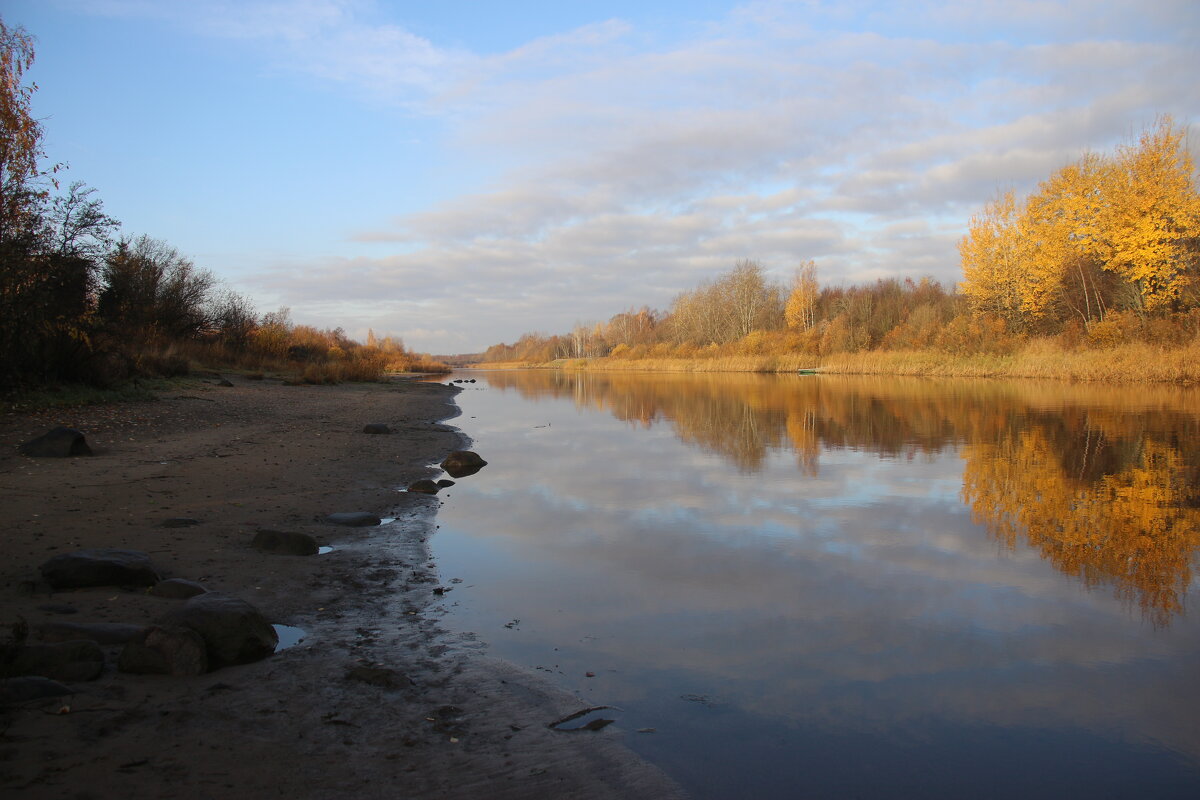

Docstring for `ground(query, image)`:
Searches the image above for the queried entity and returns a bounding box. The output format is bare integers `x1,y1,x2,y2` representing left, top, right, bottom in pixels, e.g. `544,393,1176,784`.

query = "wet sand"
0,376,684,799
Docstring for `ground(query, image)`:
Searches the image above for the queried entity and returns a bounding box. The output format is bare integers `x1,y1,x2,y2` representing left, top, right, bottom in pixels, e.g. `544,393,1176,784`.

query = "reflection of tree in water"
962,413,1200,625
484,370,1200,622
485,370,962,472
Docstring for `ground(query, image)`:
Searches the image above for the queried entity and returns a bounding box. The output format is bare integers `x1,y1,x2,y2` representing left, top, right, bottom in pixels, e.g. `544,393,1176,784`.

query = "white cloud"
62,0,1200,351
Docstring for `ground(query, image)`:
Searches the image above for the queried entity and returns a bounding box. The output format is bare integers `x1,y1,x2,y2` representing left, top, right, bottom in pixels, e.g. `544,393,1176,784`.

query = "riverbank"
0,376,683,799
480,338,1200,383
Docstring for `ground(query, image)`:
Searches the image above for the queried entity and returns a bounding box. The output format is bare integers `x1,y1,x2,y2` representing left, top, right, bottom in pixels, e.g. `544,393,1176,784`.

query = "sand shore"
0,375,683,799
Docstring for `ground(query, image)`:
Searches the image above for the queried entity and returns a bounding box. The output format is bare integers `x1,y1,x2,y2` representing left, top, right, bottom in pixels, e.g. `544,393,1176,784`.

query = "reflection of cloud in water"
437,372,1200,769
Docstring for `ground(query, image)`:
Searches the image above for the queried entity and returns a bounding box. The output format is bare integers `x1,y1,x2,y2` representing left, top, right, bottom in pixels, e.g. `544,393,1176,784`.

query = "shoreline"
0,375,683,799
475,338,1200,384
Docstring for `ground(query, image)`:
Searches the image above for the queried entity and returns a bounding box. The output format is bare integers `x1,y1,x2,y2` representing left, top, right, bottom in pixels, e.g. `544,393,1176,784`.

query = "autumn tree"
962,117,1200,333
0,20,103,382
1095,118,1200,311
1021,153,1113,326
0,19,47,242
958,190,1045,329
784,260,819,330
603,306,660,348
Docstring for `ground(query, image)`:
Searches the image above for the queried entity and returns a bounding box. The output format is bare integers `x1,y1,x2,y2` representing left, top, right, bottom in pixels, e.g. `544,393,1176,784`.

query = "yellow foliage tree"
962,117,1200,329
1021,152,1113,324
784,260,818,330
1094,118,1200,311
958,191,1047,328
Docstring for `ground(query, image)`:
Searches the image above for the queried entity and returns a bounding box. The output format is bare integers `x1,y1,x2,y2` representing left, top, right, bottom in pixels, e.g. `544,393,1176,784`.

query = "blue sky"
6,1,1198,353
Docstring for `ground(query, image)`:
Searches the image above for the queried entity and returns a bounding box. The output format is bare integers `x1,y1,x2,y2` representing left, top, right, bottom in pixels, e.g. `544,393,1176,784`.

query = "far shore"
0,375,683,799
473,339,1200,384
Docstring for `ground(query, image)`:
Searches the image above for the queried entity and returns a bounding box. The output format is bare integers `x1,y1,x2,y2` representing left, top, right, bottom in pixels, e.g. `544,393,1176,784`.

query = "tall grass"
167,339,450,384
489,338,1200,384
821,340,1200,383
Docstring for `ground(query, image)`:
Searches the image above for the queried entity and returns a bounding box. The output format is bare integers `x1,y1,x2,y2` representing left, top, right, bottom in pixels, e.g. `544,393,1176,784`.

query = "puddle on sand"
273,624,306,650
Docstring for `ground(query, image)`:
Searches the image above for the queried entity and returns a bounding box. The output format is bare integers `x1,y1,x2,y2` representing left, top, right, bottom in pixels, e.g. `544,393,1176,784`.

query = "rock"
149,578,208,599
251,529,318,556
2,640,104,682
40,549,161,589
158,593,277,668
18,427,93,457
35,622,144,645
118,625,208,676
345,665,413,689
0,676,74,704
407,479,440,494
441,450,487,478
362,423,391,434
324,512,381,527
161,517,201,528
217,378,234,387
436,479,456,488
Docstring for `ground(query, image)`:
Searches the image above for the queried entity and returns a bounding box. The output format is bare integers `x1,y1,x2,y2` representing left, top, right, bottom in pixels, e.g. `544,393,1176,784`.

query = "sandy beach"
0,375,683,799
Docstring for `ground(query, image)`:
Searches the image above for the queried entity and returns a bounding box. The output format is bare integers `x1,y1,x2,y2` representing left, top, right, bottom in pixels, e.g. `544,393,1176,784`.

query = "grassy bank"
475,339,1200,384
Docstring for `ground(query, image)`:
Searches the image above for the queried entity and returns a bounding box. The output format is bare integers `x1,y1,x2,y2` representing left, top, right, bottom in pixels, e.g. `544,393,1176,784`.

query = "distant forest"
482,118,1200,369
1,19,443,391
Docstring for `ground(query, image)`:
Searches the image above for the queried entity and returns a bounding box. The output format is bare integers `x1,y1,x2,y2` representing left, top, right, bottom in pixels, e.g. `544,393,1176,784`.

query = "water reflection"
964,423,1200,625
435,371,1200,798
483,371,1200,623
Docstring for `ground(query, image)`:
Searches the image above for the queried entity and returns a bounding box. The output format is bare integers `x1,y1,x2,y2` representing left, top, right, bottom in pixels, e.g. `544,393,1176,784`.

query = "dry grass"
485,338,1200,384
822,340,1200,383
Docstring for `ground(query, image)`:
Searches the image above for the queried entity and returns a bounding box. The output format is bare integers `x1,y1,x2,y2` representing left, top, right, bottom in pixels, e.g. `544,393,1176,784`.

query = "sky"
5,1,1199,354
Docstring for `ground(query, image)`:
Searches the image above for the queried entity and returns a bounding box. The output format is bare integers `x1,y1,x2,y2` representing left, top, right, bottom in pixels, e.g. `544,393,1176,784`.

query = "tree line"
1,19,442,390
484,118,1199,366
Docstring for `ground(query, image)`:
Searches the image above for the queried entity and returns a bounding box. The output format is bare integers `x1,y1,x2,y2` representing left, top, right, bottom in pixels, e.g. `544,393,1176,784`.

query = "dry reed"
483,339,1200,384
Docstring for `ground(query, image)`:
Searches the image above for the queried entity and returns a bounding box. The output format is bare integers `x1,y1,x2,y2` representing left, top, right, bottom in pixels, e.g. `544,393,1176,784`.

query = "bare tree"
99,235,217,340
45,181,119,258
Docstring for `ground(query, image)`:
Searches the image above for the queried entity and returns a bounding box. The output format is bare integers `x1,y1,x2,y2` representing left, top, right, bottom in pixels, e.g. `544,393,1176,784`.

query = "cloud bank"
73,0,1200,352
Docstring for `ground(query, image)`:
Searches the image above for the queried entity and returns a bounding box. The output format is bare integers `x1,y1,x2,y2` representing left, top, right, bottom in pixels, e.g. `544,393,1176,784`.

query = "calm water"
429,371,1200,799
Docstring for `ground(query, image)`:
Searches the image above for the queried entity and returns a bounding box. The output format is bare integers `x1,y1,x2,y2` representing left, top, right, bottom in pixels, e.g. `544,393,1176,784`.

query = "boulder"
158,593,277,668
362,423,391,434
407,480,440,494
436,479,456,488
149,578,208,599
18,427,93,457
35,622,144,645
2,640,104,682
251,529,319,556
325,512,381,527
118,625,208,676
440,450,487,478
40,549,161,589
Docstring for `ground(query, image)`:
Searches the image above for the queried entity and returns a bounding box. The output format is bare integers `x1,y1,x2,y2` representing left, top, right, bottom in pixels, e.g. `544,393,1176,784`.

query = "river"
429,370,1200,799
